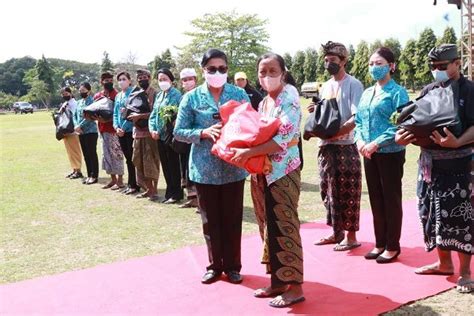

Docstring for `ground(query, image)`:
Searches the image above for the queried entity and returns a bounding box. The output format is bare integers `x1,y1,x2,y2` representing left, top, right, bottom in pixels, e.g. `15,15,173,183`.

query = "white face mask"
259,75,282,92
205,71,227,88
159,81,171,91
182,80,196,91
118,80,129,90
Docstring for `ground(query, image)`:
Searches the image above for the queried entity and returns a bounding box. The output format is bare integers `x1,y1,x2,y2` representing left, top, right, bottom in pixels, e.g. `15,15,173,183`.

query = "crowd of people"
56,42,473,308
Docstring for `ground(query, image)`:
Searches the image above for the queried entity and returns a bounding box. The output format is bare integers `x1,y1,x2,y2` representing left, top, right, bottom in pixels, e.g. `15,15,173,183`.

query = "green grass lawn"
0,105,471,314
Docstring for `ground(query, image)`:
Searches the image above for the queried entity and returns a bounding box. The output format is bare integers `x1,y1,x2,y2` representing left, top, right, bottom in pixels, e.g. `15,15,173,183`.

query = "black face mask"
325,62,341,76
80,92,89,99
104,82,114,91
138,79,150,90
63,95,71,101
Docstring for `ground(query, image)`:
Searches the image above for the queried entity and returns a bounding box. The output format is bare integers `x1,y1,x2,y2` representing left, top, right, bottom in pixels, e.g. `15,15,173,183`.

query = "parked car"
13,102,34,114
301,82,323,99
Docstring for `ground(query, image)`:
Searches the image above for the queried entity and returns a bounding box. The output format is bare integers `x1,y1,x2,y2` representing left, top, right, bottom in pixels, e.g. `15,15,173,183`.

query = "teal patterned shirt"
113,87,134,133
73,96,97,134
355,79,409,153
174,83,250,185
149,87,182,136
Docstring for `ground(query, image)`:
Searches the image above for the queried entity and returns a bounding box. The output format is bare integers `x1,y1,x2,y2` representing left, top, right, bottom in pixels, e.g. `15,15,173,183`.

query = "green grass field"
0,103,471,314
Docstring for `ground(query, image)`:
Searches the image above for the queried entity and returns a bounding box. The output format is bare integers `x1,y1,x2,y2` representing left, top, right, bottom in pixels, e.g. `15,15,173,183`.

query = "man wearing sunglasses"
396,44,474,293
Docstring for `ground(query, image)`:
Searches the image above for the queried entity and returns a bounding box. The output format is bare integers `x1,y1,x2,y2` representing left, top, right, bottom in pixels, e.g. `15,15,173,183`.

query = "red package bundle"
211,100,281,174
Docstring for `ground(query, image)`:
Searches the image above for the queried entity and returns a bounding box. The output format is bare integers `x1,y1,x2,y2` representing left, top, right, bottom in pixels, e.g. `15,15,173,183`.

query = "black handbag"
396,83,462,147
123,89,150,129
83,97,114,122
304,97,341,139
161,121,189,154
52,108,74,140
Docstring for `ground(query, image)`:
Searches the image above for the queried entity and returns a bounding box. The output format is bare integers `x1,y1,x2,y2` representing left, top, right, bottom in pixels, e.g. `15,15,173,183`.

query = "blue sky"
1,0,461,64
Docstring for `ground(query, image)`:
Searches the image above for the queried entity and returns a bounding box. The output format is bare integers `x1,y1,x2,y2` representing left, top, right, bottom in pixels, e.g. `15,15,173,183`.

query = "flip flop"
314,235,343,246
253,287,287,298
414,267,454,275
269,296,305,308
456,277,473,293
333,242,362,251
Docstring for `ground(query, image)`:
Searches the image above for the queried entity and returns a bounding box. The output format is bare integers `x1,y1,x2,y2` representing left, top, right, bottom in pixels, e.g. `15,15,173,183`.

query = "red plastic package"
211,101,281,174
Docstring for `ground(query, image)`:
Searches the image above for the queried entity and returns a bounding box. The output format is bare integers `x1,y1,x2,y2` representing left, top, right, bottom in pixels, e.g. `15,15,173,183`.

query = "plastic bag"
52,108,74,140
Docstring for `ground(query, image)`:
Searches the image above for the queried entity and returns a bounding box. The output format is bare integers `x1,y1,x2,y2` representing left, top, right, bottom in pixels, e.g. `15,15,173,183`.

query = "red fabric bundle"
211,101,281,174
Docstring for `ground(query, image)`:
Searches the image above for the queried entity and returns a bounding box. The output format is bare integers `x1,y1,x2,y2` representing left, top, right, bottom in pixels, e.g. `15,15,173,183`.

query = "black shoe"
376,250,401,264
364,250,384,260
125,188,140,195
82,177,89,184
65,172,75,178
70,172,83,179
226,271,243,284
86,178,98,185
201,270,221,284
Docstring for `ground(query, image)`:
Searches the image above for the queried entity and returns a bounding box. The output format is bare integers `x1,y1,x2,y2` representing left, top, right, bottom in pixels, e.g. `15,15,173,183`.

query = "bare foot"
415,262,454,275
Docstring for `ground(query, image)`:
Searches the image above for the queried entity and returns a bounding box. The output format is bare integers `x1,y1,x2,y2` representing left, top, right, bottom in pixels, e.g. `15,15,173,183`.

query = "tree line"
0,10,458,109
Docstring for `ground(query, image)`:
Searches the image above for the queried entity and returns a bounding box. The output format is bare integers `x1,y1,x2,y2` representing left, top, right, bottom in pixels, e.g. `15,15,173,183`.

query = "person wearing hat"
131,69,160,201
309,41,364,252
395,44,474,293
234,71,263,111
178,68,199,209
149,68,184,204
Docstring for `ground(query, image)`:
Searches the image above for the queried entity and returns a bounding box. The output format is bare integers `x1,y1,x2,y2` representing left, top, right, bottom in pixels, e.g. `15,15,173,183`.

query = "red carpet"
1,201,467,315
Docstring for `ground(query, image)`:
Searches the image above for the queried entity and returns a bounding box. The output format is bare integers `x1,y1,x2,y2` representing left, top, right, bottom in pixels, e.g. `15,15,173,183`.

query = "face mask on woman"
369,64,390,81
63,95,71,101
138,79,149,90
104,82,114,91
182,80,196,91
259,75,282,92
205,71,227,88
118,80,129,90
80,92,88,99
159,81,171,91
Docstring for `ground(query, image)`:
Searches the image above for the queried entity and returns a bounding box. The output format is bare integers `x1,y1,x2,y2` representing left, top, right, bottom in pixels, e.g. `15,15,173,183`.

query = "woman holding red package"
231,53,304,308
174,49,250,285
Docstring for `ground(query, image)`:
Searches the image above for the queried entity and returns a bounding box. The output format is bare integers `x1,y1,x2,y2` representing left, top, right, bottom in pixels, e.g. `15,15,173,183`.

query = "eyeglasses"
205,66,228,74
429,62,450,71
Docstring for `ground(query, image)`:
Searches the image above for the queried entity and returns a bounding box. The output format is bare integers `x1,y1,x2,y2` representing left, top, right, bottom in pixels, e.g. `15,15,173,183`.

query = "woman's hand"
430,128,460,148
151,131,160,140
127,113,141,122
230,148,252,167
356,140,366,154
116,128,124,137
201,123,222,142
74,126,82,134
395,128,416,146
362,141,378,159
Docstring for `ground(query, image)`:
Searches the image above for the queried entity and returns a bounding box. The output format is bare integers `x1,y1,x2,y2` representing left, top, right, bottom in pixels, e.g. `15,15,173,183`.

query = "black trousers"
179,145,196,189
195,179,245,273
157,140,183,200
364,150,405,251
118,132,138,189
79,133,99,178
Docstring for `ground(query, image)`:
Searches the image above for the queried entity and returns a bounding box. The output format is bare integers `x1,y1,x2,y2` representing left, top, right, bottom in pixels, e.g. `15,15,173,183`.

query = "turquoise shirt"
73,96,97,134
174,83,250,185
355,79,409,153
149,87,182,136
113,87,134,133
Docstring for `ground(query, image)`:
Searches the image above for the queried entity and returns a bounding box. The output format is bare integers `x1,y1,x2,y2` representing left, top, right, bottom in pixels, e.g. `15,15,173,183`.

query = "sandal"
110,184,125,191
254,286,287,298
334,242,361,251
269,295,305,308
136,193,149,199
102,183,114,189
456,277,473,293
314,233,344,246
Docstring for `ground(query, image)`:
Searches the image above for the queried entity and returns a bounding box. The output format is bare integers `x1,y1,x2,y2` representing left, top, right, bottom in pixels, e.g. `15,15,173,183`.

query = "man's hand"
116,128,125,137
430,128,460,148
362,141,378,159
395,128,416,146
307,102,316,113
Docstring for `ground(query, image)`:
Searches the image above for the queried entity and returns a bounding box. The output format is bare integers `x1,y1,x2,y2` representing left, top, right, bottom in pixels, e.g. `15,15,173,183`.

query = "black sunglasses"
205,66,228,74
429,61,453,71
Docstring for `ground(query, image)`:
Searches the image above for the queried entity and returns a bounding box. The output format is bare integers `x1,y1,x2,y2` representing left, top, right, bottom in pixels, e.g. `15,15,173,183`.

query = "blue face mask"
431,70,450,83
369,64,390,81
